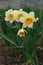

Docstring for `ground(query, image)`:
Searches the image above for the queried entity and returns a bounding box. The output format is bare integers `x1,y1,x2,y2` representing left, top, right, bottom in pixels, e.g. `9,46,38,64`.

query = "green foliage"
0,7,43,65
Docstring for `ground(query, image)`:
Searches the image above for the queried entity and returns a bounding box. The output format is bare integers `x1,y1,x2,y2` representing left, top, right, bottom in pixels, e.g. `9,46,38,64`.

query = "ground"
0,38,43,65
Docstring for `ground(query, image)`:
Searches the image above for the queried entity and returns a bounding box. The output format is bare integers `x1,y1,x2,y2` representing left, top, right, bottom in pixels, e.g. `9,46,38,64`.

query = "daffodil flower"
5,9,17,23
19,12,39,28
14,9,28,22
17,28,27,37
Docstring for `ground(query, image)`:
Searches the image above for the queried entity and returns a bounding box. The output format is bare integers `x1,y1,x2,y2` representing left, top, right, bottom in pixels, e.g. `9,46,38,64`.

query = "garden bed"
0,8,43,65
0,38,43,65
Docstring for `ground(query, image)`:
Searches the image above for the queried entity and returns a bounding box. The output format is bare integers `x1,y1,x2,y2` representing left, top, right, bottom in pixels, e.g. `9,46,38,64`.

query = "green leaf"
22,48,36,65
33,49,39,65
0,32,23,49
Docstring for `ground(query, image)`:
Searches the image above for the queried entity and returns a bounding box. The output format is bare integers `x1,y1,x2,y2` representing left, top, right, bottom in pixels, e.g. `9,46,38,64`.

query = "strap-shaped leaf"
0,32,23,48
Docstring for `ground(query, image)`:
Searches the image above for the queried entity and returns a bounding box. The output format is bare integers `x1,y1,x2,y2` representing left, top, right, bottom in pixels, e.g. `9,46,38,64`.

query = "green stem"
34,49,39,65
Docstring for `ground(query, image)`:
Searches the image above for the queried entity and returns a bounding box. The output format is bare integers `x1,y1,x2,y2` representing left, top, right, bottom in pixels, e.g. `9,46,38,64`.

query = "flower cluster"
5,9,39,37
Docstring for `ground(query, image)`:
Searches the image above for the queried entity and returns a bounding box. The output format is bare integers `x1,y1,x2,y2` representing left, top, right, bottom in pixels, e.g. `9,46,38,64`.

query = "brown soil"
0,38,43,65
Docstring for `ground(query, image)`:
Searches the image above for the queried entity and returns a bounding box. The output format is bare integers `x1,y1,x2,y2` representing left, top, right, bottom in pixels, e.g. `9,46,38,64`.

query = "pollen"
19,31,25,36
8,13,14,20
18,13,23,19
25,18,33,25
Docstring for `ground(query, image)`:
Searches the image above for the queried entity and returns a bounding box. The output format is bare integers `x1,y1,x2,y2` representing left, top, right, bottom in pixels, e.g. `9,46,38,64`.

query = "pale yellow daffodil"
14,9,28,22
19,12,39,28
5,9,17,23
17,28,27,37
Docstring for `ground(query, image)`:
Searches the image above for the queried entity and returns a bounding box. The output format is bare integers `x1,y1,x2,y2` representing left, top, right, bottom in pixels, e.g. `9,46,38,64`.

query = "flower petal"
19,9,23,11
22,24,27,28
5,17,8,21
28,11,35,19
19,17,24,23
28,23,33,28
34,17,39,22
